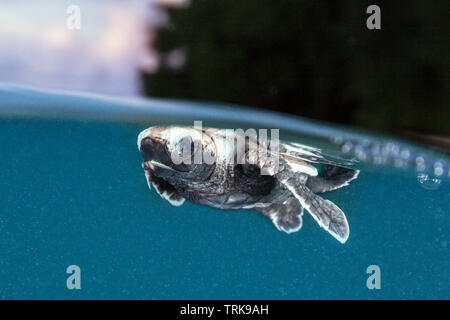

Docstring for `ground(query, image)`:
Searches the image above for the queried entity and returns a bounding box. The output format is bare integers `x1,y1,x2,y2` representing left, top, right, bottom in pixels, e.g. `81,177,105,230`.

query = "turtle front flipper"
306,165,359,194
278,175,350,243
144,170,185,207
255,197,304,233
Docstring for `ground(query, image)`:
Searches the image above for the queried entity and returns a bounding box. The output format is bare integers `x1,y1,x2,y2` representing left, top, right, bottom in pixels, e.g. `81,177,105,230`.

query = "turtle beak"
137,127,166,151
138,127,176,173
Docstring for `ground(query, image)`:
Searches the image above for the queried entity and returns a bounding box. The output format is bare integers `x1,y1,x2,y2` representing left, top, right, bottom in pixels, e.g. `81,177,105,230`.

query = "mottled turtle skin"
138,126,359,243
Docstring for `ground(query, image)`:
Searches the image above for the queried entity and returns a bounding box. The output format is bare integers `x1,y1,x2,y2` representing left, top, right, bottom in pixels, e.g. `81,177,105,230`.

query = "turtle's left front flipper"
278,175,350,243
306,164,359,194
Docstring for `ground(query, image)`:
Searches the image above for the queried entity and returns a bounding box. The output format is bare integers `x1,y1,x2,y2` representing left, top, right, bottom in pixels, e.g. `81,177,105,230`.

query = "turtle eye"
174,136,194,163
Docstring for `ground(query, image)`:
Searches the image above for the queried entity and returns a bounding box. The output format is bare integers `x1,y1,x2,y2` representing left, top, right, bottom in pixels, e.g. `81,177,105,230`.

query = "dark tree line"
141,0,449,136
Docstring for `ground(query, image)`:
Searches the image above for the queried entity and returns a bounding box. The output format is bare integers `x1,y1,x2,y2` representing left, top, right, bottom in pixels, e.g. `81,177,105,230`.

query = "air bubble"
341,142,353,153
415,156,426,172
434,166,444,177
417,173,441,190
332,136,343,144
400,149,411,160
415,156,425,165
391,144,400,156
433,161,445,177
354,145,367,160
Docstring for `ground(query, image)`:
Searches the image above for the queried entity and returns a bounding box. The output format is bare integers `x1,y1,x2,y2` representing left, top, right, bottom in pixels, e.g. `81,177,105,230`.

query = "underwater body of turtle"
137,126,359,243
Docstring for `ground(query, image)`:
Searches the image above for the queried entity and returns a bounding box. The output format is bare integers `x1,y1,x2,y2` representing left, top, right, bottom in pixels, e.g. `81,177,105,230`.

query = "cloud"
0,0,159,96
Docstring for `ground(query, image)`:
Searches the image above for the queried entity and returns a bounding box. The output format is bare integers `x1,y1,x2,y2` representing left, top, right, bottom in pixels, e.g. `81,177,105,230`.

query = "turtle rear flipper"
255,197,303,233
279,176,349,243
306,165,359,193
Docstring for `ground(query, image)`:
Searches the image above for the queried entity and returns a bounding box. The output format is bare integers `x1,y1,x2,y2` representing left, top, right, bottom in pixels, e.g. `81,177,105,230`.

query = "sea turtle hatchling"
137,126,359,243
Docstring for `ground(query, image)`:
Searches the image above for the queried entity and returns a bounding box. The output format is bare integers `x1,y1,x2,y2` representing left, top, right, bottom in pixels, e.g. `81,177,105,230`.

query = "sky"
0,0,169,97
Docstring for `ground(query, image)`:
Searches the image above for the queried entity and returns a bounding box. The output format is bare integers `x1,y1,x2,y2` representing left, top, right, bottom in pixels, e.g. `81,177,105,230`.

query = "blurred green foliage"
141,0,449,136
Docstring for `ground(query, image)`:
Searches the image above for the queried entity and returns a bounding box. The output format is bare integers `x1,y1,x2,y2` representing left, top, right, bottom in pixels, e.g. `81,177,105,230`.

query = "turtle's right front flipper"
278,175,350,243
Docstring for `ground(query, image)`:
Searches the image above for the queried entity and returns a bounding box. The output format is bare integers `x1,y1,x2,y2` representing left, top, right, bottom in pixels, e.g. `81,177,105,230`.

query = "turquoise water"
0,85,448,299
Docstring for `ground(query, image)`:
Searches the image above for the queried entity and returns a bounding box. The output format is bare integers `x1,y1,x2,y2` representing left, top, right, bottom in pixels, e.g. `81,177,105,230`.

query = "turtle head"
137,126,216,184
